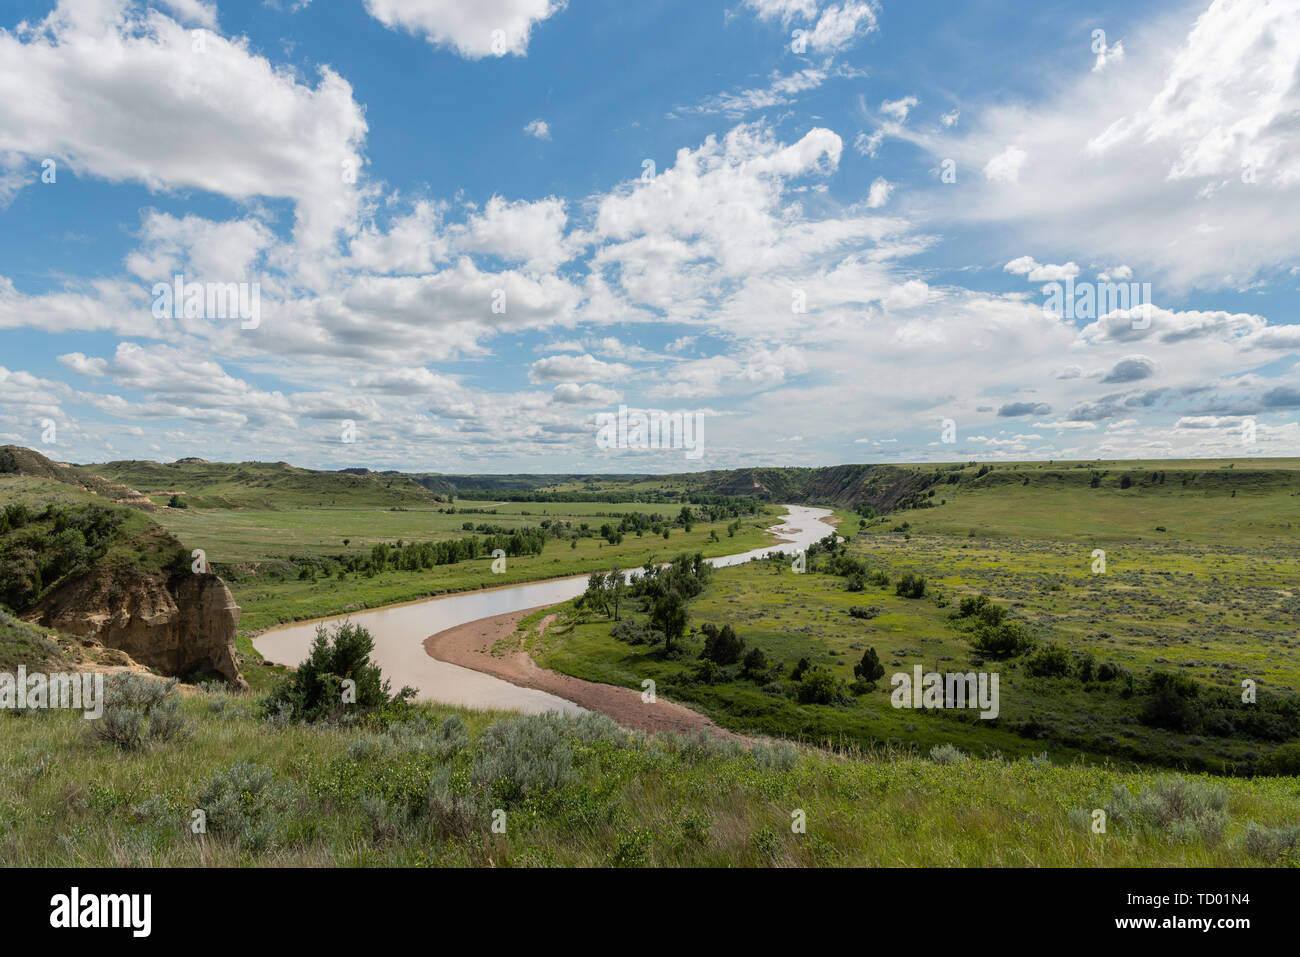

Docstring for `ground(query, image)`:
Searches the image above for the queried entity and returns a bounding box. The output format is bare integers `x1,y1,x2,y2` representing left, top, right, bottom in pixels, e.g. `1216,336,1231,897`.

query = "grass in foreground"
2,691,1297,867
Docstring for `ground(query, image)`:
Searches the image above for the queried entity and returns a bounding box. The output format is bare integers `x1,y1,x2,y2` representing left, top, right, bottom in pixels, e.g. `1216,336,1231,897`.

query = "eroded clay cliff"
32,568,247,690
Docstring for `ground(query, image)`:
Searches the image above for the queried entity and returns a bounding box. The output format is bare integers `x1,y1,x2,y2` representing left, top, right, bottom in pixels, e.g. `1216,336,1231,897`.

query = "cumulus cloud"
1004,257,1079,282
806,2,880,52
905,0,1300,288
0,1,368,250
983,145,1028,184
866,177,893,207
362,0,566,59
743,0,819,23
529,354,632,383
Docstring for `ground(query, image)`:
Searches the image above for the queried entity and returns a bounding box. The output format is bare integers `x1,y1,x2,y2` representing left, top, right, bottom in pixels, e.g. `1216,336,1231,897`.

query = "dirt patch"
423,607,742,739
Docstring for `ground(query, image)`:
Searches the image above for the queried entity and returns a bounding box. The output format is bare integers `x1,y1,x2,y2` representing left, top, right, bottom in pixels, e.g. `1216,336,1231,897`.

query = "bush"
1075,651,1097,682
1257,741,1300,776
1097,661,1127,682
1139,672,1201,732
969,620,1036,658
797,667,840,705
424,765,486,840
1025,643,1073,678
349,715,469,762
262,620,414,724
895,572,927,599
610,620,663,645
847,605,881,620
1107,776,1228,844
470,714,577,807
790,657,811,682
692,659,727,684
197,762,297,851
1240,822,1300,863
929,743,966,765
954,594,1006,626
749,740,798,771
740,646,769,681
93,675,189,752
700,622,745,665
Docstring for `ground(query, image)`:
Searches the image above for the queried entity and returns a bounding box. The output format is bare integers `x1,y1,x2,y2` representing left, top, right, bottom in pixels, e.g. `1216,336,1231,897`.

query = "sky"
1,0,1298,473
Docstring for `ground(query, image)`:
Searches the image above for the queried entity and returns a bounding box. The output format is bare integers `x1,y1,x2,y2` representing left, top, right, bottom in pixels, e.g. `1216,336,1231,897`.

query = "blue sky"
1,0,1298,472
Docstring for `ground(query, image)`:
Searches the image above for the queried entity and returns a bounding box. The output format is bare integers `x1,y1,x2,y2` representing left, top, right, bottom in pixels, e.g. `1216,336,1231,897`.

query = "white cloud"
362,0,566,59
866,177,893,208
807,2,880,52
57,353,108,377
551,382,620,405
983,145,1028,184
880,95,918,122
676,66,828,117
908,0,1300,289
454,196,573,272
743,0,819,23
529,354,632,383
0,2,368,251
854,129,885,157
1004,256,1079,281
523,118,550,139
156,0,218,27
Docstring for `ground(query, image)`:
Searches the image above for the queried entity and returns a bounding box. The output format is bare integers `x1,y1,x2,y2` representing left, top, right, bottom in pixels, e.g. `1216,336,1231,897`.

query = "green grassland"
534,462,1300,774
2,693,1297,866
145,500,697,564
225,509,779,637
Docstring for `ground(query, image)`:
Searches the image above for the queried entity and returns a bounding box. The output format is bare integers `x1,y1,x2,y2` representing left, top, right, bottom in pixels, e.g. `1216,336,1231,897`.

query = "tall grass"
1,689,1297,867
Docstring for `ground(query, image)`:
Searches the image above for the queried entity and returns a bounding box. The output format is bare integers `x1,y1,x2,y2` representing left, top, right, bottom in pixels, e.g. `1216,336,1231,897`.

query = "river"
253,504,837,715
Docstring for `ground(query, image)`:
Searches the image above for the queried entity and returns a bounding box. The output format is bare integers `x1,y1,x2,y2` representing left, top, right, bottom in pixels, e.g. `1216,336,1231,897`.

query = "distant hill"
87,458,448,510
0,444,157,509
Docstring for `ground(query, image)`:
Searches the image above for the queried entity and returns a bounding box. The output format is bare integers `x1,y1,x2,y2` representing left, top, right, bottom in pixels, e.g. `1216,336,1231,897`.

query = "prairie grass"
1,691,1297,867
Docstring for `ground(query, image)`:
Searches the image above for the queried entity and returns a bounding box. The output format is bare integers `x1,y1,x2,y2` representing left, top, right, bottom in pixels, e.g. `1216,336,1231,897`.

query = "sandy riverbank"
423,608,739,738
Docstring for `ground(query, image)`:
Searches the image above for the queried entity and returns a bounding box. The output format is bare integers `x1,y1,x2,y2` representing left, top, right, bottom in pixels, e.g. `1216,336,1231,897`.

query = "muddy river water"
253,505,837,715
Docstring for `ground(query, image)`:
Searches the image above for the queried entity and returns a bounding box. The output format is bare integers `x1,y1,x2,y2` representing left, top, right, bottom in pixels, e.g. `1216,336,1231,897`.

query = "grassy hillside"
87,459,447,510
0,608,61,673
2,691,1297,866
0,477,188,617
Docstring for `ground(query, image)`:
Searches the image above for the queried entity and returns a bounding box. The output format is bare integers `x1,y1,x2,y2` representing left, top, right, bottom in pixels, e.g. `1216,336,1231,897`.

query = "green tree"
651,587,689,654
853,647,885,684
605,567,627,621
262,621,413,723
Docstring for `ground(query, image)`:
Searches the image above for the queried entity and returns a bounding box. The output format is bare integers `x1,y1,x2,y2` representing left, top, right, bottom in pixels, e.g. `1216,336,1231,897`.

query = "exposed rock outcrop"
31,569,247,690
